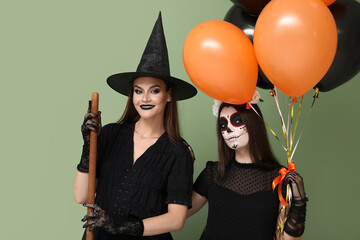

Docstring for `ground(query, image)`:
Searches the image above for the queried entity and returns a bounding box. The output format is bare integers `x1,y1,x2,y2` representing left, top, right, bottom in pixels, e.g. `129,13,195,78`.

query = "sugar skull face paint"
219,106,249,150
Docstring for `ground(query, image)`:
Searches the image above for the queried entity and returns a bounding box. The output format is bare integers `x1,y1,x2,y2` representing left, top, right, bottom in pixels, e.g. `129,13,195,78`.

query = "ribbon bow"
272,161,296,206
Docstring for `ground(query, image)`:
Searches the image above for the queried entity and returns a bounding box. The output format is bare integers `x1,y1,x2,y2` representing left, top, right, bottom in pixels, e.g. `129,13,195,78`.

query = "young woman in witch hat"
74,12,197,240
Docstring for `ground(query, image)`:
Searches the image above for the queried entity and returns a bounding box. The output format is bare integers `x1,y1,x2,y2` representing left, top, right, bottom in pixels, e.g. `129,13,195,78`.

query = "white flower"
212,90,260,117
212,99,222,117
249,89,260,104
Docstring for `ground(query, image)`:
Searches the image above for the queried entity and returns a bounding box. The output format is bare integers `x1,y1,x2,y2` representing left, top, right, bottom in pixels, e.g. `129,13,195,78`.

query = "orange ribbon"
272,161,296,206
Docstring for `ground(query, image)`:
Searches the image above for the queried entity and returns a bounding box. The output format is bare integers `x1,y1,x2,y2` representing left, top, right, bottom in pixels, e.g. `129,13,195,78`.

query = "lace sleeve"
284,172,307,237
275,175,307,238
193,161,215,198
284,199,307,237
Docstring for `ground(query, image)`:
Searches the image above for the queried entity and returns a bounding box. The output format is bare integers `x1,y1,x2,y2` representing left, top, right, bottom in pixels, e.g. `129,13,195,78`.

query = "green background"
1,0,359,239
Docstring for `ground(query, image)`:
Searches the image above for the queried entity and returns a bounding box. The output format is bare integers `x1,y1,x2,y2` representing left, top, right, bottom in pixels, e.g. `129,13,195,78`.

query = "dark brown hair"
217,103,281,179
117,78,182,145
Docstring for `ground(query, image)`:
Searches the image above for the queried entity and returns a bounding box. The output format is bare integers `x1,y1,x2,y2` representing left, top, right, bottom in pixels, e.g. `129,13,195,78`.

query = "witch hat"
107,12,197,100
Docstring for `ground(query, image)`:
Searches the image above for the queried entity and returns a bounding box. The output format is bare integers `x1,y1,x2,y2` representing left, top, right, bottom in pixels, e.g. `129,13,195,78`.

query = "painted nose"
226,127,233,133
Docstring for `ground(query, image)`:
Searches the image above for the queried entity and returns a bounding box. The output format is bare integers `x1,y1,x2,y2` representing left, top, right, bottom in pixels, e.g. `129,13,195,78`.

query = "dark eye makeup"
134,88,142,94
230,112,243,127
151,88,161,94
219,117,228,131
220,112,244,131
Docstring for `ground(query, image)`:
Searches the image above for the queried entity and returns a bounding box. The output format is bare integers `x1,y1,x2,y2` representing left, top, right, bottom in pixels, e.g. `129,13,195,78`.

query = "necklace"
134,128,161,139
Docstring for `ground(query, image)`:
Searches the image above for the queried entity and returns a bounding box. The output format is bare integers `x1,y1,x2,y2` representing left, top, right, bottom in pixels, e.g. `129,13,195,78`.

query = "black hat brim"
107,72,197,101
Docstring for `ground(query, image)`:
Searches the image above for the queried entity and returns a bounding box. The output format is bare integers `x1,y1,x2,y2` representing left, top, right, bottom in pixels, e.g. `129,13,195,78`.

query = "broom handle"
86,92,99,240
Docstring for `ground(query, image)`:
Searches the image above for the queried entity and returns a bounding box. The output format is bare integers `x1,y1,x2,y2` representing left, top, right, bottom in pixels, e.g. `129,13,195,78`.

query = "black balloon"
315,0,360,92
257,67,274,90
230,0,270,15
224,5,274,89
224,5,257,41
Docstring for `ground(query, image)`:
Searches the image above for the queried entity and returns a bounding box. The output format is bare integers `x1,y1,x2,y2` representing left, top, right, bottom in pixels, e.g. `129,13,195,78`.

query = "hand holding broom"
77,93,100,240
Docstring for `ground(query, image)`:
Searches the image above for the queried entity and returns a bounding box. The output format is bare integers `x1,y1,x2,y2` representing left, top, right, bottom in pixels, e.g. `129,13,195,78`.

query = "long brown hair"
117,78,182,145
217,103,281,179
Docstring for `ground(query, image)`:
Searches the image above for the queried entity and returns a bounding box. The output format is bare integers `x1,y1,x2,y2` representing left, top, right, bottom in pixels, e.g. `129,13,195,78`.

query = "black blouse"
194,160,281,240
83,122,193,240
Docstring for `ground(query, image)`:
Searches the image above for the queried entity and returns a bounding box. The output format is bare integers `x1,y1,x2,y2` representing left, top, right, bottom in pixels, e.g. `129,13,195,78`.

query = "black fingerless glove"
283,171,308,237
109,219,144,236
77,141,90,173
284,198,308,237
77,102,101,173
82,203,144,236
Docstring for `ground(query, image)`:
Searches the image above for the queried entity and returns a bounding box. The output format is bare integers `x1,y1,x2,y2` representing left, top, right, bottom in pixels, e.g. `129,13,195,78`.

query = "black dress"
82,122,193,240
194,160,281,240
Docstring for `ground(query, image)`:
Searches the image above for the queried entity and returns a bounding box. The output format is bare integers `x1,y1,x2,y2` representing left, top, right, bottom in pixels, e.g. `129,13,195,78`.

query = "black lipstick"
140,105,155,110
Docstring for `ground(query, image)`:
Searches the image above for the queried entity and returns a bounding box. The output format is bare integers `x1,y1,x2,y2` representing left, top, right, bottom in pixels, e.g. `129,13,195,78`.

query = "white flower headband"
212,89,261,117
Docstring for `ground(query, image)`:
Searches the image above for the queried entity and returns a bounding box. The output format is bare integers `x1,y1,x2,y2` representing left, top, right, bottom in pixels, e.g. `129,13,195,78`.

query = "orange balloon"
253,0,337,97
183,20,258,104
322,0,336,6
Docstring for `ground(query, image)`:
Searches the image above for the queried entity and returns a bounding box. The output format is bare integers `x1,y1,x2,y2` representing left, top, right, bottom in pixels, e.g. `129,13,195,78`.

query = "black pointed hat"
107,12,197,100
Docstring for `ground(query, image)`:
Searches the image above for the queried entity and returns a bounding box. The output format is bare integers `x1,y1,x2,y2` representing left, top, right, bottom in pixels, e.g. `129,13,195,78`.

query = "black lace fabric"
105,218,143,236
194,161,281,239
83,203,144,236
195,161,280,196
283,171,307,237
214,162,279,195
77,104,101,173
284,201,306,237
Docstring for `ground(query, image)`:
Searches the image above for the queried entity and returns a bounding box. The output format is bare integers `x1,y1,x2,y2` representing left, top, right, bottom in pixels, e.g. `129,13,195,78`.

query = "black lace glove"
82,203,144,236
283,172,308,237
77,101,102,173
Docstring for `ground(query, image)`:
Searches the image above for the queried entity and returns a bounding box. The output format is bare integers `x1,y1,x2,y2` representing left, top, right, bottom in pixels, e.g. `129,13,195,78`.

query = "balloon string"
286,97,291,144
311,88,319,110
289,89,319,161
272,87,291,161
270,89,319,238
290,129,303,161
288,98,293,163
273,87,289,152
289,95,304,155
263,88,319,163
249,103,287,151
276,184,291,238
291,99,294,124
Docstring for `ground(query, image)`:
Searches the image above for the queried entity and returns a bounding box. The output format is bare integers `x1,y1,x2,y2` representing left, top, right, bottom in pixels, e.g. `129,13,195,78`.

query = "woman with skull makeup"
188,102,307,240
73,13,197,240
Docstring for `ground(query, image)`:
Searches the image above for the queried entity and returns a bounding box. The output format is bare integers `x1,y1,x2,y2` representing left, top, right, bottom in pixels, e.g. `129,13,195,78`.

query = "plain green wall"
1,0,359,239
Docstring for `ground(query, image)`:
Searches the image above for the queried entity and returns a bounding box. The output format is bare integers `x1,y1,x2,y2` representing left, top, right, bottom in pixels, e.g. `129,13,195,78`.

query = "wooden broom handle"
86,92,99,240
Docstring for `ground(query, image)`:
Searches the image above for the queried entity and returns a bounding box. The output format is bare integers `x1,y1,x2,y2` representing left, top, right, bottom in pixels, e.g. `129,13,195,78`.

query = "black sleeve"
165,145,194,208
193,161,215,198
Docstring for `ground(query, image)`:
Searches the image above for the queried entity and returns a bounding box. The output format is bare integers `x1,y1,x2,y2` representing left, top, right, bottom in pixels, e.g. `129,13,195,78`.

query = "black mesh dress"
194,160,281,240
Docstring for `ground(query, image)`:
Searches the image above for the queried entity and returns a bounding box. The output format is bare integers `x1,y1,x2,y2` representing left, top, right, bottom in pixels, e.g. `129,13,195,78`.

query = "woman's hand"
77,101,102,173
81,102,102,142
283,172,307,238
82,203,143,236
284,172,306,204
